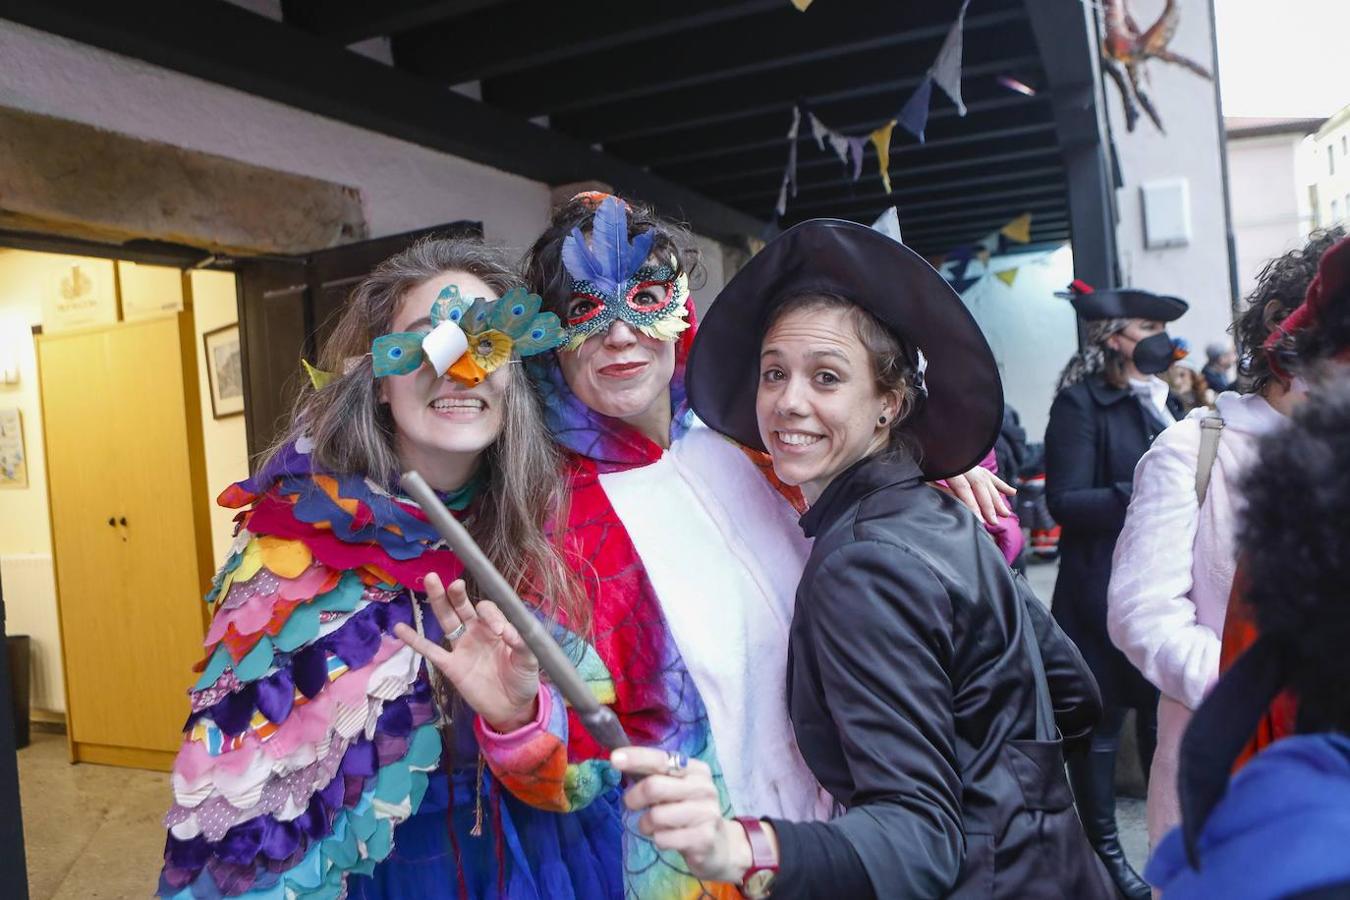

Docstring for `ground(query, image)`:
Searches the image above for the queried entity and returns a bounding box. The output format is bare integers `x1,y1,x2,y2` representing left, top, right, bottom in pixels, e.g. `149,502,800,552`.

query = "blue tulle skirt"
347,766,624,900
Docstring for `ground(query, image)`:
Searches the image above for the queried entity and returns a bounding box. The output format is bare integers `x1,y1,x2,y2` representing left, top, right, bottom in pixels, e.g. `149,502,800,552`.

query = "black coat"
767,454,1114,900
1044,375,1185,710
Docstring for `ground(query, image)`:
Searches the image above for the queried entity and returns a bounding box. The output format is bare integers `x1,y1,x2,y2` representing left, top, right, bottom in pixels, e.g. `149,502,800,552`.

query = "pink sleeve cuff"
474,684,553,751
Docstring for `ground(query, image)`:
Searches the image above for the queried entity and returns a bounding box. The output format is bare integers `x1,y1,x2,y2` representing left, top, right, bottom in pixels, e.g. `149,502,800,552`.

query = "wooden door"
235,220,482,461
39,315,211,770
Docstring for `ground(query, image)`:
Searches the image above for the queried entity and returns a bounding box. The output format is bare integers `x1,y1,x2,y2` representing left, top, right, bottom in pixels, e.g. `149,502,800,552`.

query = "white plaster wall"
189,271,251,565
1227,133,1315,299
0,20,552,256
1107,0,1235,355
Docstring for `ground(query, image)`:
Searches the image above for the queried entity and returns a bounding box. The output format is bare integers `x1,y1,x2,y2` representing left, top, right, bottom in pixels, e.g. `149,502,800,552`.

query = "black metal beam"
726,148,1065,206
554,55,1041,145
0,0,765,243
1023,0,1117,288
484,6,1029,118
899,216,1070,242
677,123,1059,189
774,168,1065,216
281,0,513,44
393,0,783,85
626,92,1048,171
784,185,1067,221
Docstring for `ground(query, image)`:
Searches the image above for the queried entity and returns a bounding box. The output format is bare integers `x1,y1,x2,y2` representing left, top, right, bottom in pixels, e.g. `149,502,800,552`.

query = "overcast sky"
1216,0,1350,118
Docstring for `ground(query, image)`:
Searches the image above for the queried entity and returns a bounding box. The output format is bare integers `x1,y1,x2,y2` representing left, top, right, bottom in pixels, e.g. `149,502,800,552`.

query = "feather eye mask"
371,285,565,385
561,195,691,350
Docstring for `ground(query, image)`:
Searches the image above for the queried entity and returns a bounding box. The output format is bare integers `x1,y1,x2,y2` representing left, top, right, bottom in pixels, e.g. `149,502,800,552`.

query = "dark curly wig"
1237,375,1350,735
1232,226,1345,394
521,193,704,320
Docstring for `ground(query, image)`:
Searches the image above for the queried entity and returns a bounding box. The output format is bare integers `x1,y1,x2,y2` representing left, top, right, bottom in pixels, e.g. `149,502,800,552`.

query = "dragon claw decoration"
1101,0,1212,134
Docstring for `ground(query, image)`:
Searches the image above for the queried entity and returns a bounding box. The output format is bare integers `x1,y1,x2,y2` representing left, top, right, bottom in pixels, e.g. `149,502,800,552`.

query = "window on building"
1343,135,1349,156
1332,145,1338,177
1334,198,1343,223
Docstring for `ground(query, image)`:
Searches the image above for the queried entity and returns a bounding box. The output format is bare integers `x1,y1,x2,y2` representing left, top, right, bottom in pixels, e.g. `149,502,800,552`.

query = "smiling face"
756,303,900,503
379,272,506,487
557,252,678,429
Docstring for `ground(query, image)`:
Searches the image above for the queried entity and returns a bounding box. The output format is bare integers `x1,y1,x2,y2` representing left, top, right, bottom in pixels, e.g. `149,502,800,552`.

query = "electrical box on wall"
1140,178,1192,249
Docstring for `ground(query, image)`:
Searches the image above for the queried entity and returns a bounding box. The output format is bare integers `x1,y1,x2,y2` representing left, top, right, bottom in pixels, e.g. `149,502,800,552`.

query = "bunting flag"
808,112,831,151
930,0,971,116
826,129,850,166
897,76,933,142
774,106,802,217
996,268,1019,287
997,75,1037,97
790,0,814,9
1001,212,1033,244
846,135,868,181
870,120,897,193
951,276,981,294
872,207,903,243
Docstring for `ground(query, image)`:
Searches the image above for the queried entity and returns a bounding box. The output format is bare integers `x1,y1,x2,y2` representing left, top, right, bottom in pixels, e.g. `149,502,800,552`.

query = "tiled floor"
16,559,1146,899
18,732,167,899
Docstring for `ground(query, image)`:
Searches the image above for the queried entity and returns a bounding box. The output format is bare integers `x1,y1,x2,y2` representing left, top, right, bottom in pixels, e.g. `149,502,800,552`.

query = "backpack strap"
1195,414,1226,505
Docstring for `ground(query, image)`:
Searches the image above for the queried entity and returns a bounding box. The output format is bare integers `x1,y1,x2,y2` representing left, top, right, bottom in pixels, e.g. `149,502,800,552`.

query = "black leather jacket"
767,453,1111,899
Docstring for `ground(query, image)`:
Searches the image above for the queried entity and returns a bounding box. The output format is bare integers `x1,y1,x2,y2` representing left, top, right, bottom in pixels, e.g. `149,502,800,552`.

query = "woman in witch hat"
608,219,1113,899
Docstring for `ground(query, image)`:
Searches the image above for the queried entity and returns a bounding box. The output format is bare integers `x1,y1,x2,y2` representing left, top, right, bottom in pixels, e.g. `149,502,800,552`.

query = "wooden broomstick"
400,470,633,752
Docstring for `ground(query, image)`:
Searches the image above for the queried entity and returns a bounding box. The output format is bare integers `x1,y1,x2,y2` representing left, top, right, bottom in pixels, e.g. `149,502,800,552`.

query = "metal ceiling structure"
3,0,1113,267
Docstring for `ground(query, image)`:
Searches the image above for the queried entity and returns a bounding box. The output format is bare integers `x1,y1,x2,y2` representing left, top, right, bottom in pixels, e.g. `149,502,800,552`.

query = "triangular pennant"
997,233,1013,255
930,0,970,116
898,76,933,142
950,251,972,283
774,176,790,217
808,112,830,151
996,268,1019,287
790,0,814,9
846,136,868,181
950,275,980,294
826,130,850,166
1000,212,1033,244
870,120,896,194
786,105,802,198
872,207,903,243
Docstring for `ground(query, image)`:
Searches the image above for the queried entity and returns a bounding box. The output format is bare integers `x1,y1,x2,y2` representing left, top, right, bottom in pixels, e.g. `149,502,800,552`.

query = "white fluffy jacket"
1107,390,1285,844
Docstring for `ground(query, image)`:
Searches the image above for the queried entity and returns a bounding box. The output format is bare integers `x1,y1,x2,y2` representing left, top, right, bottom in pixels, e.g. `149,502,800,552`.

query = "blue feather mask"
371,285,565,385
560,195,691,350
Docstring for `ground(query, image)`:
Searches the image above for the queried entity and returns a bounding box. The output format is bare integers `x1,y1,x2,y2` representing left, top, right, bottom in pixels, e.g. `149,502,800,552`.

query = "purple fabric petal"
291,644,327,699
258,818,301,863
376,697,412,738
255,670,295,724
213,685,258,738
375,732,412,769
216,819,264,866
206,855,258,896
341,737,379,778
327,612,380,670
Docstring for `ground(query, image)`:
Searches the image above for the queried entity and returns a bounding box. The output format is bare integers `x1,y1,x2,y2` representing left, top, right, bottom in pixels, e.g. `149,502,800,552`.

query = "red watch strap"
736,817,779,872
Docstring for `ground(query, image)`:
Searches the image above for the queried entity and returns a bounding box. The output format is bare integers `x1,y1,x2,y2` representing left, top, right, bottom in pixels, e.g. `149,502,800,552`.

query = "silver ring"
664,750,690,778
444,622,467,644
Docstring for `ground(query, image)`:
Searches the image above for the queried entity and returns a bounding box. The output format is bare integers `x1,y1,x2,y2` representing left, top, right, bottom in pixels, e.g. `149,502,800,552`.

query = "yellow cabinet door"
40,315,211,769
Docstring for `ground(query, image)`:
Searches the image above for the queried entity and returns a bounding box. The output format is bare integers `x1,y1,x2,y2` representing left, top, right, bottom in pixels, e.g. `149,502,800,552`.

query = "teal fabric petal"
233,635,275,683
193,645,232,691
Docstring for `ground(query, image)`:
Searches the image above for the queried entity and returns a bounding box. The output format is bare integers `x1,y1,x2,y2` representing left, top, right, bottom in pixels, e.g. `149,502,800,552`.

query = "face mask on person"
1132,332,1176,375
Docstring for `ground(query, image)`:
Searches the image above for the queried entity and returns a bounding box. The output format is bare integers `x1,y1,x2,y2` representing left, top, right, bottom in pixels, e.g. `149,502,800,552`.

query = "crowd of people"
154,192,1350,899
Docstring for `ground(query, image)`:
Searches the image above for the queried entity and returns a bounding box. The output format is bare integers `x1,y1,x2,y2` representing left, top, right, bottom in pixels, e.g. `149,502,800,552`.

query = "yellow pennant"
996,268,1019,287
790,0,814,9
870,120,897,194
1000,213,1033,244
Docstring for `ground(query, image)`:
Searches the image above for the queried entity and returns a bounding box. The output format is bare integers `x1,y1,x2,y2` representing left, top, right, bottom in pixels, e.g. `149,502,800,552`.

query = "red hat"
1263,235,1350,375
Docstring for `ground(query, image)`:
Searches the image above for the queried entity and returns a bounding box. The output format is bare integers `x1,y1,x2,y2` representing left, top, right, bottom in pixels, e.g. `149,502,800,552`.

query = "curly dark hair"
1232,226,1345,394
521,193,704,319
1237,375,1350,735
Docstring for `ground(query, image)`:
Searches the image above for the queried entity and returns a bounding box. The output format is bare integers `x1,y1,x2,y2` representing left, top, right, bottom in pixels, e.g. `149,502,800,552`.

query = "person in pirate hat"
611,219,1113,899
1045,280,1189,898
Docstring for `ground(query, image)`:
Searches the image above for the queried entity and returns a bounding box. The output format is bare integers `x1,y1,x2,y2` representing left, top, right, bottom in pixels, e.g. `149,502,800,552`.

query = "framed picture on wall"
0,407,26,488
203,324,245,419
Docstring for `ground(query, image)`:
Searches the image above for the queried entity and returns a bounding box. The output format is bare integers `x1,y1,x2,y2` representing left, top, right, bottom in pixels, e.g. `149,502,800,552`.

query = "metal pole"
399,471,632,752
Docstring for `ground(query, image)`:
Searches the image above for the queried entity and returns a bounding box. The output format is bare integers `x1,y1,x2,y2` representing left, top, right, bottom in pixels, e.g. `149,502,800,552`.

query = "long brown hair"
259,237,589,634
